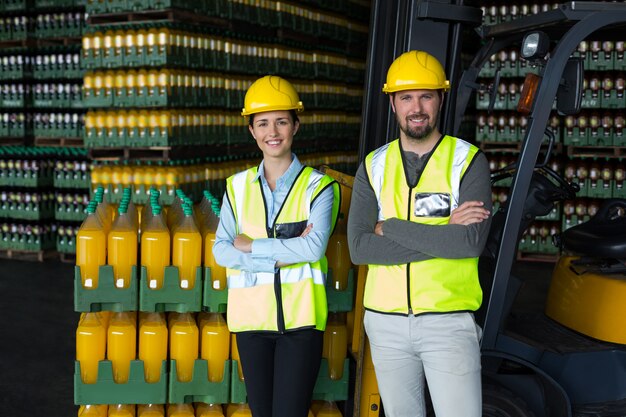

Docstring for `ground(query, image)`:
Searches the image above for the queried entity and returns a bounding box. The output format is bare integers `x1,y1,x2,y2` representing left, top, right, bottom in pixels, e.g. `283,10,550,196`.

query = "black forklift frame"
358,2,626,416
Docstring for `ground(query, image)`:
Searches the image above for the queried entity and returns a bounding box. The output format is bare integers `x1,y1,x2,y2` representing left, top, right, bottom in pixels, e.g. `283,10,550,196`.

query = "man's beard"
398,114,433,140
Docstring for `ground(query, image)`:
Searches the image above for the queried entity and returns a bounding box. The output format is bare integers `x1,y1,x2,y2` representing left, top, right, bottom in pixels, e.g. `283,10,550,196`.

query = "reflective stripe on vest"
364,136,483,315
225,165,339,332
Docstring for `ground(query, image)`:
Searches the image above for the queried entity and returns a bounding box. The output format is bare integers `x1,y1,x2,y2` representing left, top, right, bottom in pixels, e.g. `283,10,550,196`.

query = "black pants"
236,329,324,417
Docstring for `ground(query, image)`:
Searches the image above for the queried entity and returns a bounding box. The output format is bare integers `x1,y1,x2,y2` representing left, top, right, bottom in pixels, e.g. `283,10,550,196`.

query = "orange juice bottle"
76,312,107,384
169,312,199,382
171,203,201,290
323,313,348,381
94,187,115,231
316,401,342,417
79,405,108,417
108,404,135,417
138,312,168,383
225,404,251,417
107,312,137,384
325,220,350,291
121,165,133,193
195,403,224,417
141,205,170,289
137,404,164,417
121,188,139,229
76,202,106,289
310,401,324,416
107,203,138,289
230,334,244,381
166,404,194,417
201,193,226,290
166,189,184,231
199,312,230,382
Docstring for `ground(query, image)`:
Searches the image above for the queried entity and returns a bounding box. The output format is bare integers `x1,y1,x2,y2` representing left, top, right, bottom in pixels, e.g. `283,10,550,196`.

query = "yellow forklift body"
546,256,626,345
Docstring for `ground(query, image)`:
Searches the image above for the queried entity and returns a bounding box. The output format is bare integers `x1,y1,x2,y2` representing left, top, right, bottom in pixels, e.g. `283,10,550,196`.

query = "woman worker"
213,75,340,417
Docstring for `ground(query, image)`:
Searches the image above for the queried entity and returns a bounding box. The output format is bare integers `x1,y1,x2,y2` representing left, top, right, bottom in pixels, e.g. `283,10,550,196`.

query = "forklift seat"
561,199,626,259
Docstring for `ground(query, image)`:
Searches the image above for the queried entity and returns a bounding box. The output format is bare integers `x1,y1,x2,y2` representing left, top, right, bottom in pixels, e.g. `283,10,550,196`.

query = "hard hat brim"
241,102,304,117
382,82,451,94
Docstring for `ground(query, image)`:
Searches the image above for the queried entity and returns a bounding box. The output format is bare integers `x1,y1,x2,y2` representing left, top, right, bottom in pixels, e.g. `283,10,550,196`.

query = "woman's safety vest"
225,165,339,332
364,136,483,315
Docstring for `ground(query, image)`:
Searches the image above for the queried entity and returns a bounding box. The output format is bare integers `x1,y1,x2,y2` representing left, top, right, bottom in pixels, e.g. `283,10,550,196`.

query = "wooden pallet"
481,141,563,154
88,8,229,27
34,137,83,147
516,251,559,263
0,248,57,262
0,136,32,146
59,252,76,264
567,145,626,159
88,146,192,161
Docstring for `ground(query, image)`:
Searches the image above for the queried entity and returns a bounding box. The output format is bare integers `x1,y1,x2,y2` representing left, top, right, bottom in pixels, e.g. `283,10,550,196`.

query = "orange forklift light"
517,73,541,114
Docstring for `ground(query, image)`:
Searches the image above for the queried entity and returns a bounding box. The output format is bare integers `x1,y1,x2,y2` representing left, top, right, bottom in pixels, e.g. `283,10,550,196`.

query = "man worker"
348,50,492,417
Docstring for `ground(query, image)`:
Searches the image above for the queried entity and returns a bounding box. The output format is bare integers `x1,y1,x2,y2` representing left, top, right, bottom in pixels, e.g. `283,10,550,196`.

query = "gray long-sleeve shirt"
348,146,492,265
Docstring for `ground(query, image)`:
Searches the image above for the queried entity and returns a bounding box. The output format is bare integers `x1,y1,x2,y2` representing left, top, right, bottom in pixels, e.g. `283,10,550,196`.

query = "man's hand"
234,234,253,253
449,201,490,226
374,221,384,236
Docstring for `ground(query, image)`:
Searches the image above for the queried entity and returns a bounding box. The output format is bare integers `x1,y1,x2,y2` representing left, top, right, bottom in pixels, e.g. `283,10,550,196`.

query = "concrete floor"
0,258,75,417
0,257,555,417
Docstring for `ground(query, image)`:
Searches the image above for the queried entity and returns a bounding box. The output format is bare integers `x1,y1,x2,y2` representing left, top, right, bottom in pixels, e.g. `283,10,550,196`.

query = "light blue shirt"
213,154,336,273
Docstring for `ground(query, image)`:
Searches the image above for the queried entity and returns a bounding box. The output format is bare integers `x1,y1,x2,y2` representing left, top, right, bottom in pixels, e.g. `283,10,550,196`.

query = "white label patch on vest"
414,192,451,217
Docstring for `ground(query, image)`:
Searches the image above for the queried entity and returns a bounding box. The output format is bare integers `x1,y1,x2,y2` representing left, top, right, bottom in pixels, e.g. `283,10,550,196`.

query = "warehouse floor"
0,258,555,417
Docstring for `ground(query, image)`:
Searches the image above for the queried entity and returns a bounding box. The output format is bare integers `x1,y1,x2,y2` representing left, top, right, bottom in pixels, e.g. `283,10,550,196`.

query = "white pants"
364,311,482,417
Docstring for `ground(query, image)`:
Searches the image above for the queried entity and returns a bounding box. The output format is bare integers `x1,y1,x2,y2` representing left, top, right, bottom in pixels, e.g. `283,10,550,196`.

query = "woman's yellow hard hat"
241,75,304,116
382,50,450,94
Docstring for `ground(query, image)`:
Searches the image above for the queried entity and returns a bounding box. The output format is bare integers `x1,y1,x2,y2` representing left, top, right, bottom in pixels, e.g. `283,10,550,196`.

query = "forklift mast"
358,0,482,162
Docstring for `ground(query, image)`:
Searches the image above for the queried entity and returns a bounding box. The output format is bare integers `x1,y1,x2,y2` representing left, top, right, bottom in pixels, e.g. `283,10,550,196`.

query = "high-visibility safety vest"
364,136,482,315
225,165,340,332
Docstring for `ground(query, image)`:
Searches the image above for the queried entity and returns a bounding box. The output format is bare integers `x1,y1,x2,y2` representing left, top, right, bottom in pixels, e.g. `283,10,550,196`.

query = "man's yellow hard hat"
382,50,450,94
241,75,304,116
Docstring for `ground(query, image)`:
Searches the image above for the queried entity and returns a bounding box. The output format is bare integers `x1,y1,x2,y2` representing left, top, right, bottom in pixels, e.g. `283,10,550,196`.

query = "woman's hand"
234,234,253,253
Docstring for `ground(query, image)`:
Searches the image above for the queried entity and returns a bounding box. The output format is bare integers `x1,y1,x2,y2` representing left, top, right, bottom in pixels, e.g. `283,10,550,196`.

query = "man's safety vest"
225,165,339,332
363,136,482,315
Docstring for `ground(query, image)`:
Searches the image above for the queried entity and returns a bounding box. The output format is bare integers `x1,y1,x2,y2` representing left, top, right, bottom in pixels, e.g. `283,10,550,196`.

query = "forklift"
353,2,626,416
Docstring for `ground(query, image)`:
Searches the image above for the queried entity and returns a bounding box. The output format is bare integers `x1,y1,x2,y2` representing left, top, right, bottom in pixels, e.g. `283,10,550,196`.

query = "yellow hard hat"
241,75,304,116
382,50,450,94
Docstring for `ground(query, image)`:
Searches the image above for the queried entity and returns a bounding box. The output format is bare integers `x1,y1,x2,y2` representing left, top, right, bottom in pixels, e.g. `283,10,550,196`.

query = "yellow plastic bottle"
107,204,138,289
171,203,201,290
195,403,224,417
141,205,170,290
138,312,168,383
76,202,106,289
166,190,184,231
169,312,199,382
230,334,244,381
76,312,107,384
166,404,194,417
199,312,230,382
225,404,252,417
79,405,109,417
323,313,348,381
107,312,137,384
315,401,342,417
137,404,164,417
108,404,136,417
132,162,144,195
94,187,115,231
325,221,350,291
201,193,226,290
310,401,324,416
